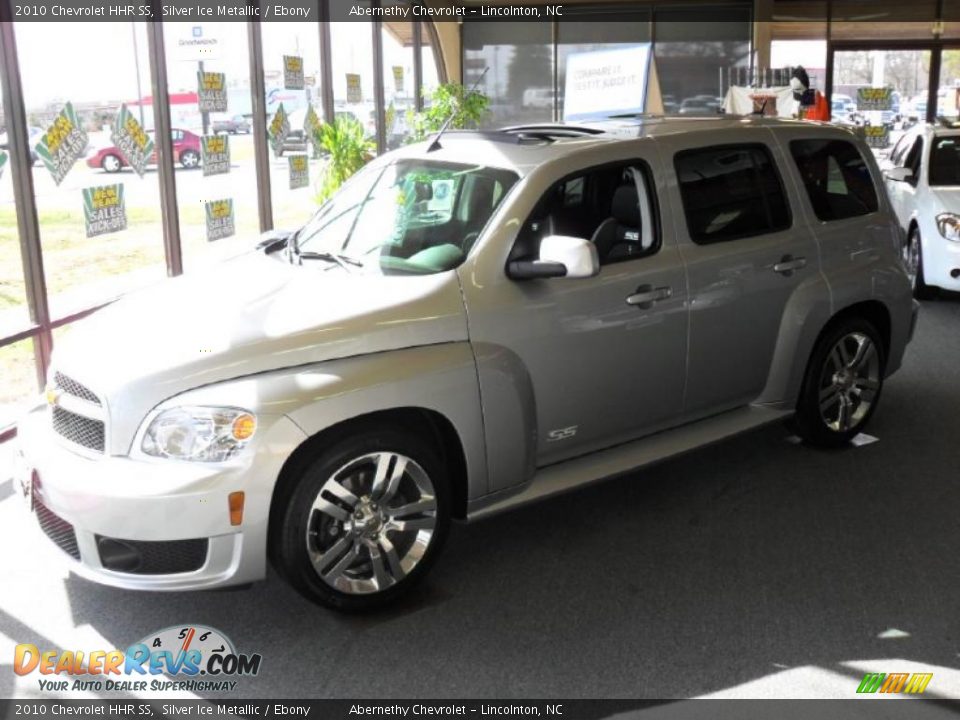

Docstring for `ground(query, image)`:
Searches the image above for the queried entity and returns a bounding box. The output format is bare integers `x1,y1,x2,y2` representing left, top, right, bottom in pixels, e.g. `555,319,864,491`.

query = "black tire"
271,424,450,612
101,154,122,173
796,316,886,448
180,149,200,169
909,226,936,300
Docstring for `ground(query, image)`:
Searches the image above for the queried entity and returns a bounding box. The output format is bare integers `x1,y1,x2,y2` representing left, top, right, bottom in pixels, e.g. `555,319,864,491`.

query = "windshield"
295,159,519,275
929,136,960,186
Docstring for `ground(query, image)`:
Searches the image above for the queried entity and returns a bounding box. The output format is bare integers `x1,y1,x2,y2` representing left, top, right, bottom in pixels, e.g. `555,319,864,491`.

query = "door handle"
772,254,807,277
626,285,672,308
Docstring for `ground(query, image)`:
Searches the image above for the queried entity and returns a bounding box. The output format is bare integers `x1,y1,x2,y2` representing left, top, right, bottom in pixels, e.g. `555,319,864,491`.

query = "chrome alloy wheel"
305,452,437,595
902,233,920,288
817,331,881,433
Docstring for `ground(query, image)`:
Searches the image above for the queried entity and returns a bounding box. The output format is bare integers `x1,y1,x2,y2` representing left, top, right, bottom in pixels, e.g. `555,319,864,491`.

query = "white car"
882,124,960,298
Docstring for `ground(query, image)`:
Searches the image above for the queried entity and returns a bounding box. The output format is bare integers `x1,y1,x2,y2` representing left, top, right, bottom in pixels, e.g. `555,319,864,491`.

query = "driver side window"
511,161,659,267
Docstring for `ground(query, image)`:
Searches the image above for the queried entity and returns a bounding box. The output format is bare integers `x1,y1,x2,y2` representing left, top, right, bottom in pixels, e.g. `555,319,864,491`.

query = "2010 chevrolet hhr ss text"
15,116,918,610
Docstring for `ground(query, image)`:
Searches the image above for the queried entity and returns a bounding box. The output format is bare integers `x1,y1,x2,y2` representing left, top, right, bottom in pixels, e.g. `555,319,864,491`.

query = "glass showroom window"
382,20,417,149
262,22,324,231
556,10,650,118
0,69,31,339
331,9,378,147
937,49,960,122
654,8,751,116
13,22,167,320
164,22,260,271
0,337,40,428
463,21,554,127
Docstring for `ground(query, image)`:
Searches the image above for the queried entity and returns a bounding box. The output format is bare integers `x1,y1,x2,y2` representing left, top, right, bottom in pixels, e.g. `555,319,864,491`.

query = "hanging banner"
198,71,228,113
392,66,404,93
268,103,290,158
110,104,154,178
201,134,231,176
304,105,322,155
289,154,309,190
863,125,891,149
346,73,362,104
857,87,893,112
563,45,651,122
83,184,127,238
35,102,89,186
284,55,305,90
205,198,235,242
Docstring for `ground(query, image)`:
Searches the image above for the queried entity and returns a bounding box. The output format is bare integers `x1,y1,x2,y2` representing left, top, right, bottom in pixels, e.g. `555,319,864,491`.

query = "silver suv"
15,116,918,610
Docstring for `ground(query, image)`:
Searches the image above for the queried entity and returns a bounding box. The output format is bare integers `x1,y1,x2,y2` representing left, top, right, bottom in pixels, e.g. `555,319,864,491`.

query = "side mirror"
883,167,913,182
508,235,600,280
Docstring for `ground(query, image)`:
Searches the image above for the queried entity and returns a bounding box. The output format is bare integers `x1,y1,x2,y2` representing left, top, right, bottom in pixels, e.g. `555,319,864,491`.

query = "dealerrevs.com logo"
14,625,262,693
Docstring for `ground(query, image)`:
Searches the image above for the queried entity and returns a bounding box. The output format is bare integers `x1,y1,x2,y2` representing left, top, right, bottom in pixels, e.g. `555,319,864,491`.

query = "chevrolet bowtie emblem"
45,387,61,406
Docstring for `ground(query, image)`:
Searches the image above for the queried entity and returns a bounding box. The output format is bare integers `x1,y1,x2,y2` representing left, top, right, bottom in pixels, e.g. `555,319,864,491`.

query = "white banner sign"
563,45,651,123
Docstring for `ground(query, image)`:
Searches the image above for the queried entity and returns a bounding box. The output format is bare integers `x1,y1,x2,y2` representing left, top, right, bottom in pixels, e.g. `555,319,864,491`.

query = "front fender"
170,343,488,500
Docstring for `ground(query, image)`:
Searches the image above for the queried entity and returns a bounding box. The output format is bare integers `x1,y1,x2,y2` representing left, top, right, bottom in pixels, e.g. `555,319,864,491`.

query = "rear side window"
790,139,879,221
674,144,791,244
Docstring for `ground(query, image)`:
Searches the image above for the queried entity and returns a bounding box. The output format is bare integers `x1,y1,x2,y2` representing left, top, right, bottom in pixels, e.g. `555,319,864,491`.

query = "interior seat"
589,184,647,263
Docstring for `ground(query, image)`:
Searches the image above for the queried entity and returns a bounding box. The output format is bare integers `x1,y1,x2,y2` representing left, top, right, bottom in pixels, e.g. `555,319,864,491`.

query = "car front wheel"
796,317,885,448
272,425,450,611
101,154,122,173
904,226,935,300
180,149,200,169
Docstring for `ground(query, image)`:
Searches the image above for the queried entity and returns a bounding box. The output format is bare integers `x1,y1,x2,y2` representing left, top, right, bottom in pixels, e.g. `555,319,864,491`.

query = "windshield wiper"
296,251,363,272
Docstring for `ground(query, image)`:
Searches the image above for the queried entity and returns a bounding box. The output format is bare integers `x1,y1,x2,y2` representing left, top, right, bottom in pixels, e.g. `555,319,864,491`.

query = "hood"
929,187,960,211
53,251,468,452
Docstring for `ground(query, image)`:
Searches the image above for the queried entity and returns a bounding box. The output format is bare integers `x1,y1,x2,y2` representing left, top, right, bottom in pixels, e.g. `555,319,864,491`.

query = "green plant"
407,83,490,143
314,114,375,204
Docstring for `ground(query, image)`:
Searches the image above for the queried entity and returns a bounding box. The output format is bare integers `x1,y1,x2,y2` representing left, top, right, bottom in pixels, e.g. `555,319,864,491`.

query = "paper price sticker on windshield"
110,104,154,178
268,103,290,158
206,198,235,242
284,55,305,90
198,71,228,113
36,102,89,186
83,184,127,238
289,154,309,189
201,134,230,176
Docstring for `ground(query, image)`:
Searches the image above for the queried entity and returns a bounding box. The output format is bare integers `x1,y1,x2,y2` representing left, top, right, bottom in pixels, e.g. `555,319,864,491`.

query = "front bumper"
921,231,960,291
14,405,306,591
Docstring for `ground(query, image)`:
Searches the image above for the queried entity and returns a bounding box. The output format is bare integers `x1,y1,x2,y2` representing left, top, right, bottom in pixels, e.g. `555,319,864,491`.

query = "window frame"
673,142,794,246
788,138,882,223
509,157,663,270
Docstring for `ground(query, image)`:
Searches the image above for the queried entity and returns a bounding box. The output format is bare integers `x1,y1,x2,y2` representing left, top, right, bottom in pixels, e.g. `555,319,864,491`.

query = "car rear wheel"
272,425,450,611
180,149,200,169
795,317,885,448
101,154,122,173
905,226,936,300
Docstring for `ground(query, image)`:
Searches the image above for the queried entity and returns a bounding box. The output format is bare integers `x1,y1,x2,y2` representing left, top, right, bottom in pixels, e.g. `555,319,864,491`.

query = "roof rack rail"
500,124,606,138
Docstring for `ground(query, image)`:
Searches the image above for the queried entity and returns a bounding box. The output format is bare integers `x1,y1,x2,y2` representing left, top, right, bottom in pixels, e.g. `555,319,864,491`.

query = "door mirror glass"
508,235,600,280
883,167,913,182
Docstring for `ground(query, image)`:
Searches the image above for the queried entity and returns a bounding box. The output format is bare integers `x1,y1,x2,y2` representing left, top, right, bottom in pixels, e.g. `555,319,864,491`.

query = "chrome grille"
52,405,105,452
54,372,101,406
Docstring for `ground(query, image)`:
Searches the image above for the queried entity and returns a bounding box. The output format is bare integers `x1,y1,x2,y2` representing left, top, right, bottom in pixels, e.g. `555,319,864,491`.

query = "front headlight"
935,213,960,242
141,407,257,462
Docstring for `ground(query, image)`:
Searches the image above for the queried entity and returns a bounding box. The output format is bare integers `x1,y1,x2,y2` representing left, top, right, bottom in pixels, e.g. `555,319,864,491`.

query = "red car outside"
86,128,201,173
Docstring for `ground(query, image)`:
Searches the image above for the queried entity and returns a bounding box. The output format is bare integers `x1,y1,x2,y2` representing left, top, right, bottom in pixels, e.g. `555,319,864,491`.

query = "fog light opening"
229,491,245,526
950,268,960,279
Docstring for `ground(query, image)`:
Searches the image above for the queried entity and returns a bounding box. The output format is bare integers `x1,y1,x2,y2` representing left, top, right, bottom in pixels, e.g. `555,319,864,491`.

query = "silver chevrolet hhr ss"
15,116,918,610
